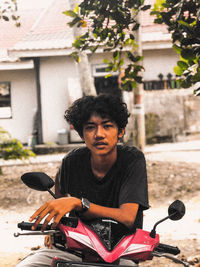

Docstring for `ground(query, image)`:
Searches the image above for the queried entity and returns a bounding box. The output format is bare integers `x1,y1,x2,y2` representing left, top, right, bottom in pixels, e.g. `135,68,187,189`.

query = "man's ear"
118,129,125,139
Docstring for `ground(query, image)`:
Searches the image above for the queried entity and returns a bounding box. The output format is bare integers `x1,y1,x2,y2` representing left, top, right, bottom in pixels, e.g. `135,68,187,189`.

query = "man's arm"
83,202,139,229
29,197,139,231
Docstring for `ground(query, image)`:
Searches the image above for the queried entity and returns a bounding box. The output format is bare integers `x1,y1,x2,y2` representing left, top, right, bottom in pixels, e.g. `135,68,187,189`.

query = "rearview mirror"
168,200,185,221
21,172,55,191
150,199,186,238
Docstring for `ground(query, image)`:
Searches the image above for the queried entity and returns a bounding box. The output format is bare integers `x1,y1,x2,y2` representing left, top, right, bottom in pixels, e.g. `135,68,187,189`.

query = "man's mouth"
94,142,107,147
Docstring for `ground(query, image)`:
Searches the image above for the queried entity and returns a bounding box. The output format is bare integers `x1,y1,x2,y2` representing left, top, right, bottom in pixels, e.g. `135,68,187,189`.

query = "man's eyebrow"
102,119,113,124
84,119,113,125
84,122,95,125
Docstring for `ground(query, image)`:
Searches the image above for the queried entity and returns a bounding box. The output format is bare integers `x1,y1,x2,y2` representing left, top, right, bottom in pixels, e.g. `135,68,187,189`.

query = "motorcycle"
14,172,189,267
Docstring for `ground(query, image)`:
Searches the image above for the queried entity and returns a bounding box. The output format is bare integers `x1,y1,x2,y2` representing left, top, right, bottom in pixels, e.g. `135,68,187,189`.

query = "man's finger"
41,212,57,232
29,203,48,222
51,212,65,229
31,206,52,230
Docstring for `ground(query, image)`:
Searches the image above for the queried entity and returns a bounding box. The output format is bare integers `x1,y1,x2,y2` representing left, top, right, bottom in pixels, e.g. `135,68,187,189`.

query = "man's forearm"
82,202,139,229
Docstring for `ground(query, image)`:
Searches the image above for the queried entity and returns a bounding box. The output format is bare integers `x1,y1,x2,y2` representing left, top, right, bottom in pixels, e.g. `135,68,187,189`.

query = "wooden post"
132,13,146,151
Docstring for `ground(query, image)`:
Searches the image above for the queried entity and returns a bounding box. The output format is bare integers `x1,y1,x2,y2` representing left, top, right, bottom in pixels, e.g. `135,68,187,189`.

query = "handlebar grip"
155,243,180,255
18,221,52,231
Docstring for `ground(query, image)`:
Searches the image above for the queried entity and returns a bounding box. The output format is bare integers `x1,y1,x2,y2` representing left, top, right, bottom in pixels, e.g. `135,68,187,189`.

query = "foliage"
152,0,200,95
0,127,35,160
0,0,20,26
63,0,151,91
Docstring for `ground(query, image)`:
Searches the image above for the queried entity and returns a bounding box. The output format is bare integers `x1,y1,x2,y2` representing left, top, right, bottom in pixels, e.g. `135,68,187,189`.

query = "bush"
0,127,35,160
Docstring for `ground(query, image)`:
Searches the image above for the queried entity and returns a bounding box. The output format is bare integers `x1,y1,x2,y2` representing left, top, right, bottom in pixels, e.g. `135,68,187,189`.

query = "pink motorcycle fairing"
58,219,159,263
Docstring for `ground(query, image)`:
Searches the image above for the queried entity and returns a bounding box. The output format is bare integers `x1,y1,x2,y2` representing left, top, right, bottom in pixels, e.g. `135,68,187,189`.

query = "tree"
68,0,96,96
63,1,151,92
64,0,200,96
152,0,200,96
0,0,20,26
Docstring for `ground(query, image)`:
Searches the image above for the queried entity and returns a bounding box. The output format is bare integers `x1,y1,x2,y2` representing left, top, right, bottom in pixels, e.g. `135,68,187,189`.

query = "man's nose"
95,126,105,138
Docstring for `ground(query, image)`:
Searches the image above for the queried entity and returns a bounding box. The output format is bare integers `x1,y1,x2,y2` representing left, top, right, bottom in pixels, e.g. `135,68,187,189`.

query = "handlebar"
18,221,180,257
17,217,79,232
155,243,180,255
18,221,53,231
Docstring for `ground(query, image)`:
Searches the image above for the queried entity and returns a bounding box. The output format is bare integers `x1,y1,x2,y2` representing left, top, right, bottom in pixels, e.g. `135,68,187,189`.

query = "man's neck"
90,149,117,179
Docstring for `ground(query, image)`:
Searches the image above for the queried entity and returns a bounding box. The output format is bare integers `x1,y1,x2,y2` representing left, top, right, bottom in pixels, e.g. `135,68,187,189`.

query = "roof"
0,8,44,49
0,0,170,60
10,0,73,52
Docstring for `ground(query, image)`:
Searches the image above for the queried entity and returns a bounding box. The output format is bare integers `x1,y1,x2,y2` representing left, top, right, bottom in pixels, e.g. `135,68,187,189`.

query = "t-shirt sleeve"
57,156,70,196
119,154,149,210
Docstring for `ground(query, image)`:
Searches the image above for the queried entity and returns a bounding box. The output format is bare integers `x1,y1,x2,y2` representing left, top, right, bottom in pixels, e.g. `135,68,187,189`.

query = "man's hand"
29,197,81,231
44,235,53,249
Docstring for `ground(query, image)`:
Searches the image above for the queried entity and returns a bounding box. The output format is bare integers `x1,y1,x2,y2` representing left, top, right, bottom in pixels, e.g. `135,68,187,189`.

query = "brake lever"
14,230,59,237
152,251,189,267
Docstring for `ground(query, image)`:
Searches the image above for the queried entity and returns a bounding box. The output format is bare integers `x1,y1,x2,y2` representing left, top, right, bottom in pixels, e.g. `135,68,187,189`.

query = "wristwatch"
81,198,90,212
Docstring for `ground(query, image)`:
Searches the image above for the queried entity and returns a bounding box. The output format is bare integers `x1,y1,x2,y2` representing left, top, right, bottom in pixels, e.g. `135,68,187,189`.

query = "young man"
17,94,149,267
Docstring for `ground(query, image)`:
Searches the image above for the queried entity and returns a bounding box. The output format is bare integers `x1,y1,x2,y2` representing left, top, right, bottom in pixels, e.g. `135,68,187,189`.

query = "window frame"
0,81,12,119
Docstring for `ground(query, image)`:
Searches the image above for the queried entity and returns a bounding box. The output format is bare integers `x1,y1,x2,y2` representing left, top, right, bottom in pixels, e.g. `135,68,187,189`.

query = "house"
0,0,198,146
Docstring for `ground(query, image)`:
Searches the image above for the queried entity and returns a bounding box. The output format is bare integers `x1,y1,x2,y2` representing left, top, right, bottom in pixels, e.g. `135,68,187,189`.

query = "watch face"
82,198,90,211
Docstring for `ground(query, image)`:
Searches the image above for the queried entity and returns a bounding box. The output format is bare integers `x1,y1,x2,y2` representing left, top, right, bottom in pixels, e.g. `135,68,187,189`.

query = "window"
0,82,11,118
92,65,122,98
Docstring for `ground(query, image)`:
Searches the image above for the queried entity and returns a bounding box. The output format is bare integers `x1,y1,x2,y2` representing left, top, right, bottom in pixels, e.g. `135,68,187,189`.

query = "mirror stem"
150,212,177,238
47,188,58,199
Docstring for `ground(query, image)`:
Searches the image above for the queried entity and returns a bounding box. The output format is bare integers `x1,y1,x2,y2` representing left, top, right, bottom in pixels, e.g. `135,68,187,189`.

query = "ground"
0,149,200,266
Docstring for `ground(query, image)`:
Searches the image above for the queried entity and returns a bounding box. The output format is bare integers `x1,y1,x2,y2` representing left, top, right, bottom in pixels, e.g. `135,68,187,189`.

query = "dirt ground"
0,155,200,266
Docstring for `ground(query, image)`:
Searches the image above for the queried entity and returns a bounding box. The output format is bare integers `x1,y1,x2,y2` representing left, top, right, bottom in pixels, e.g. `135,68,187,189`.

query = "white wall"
143,48,179,81
40,56,80,143
89,48,179,82
0,69,37,143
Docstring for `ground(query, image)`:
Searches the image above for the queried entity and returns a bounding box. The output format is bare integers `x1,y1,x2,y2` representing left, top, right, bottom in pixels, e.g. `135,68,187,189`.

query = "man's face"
82,114,124,157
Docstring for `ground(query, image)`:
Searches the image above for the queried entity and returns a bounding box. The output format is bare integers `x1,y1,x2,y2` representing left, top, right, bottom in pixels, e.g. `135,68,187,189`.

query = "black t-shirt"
57,145,149,230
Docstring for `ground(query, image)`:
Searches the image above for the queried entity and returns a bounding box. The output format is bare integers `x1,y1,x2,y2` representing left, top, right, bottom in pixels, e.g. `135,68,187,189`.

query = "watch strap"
81,197,90,212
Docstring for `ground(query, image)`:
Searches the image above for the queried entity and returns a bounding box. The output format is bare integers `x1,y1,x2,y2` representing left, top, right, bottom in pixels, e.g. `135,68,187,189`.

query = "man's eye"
85,126,95,130
104,124,113,129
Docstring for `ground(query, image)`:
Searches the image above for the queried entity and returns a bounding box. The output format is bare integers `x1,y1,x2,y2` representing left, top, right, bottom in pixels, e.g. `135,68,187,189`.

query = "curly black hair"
64,94,130,137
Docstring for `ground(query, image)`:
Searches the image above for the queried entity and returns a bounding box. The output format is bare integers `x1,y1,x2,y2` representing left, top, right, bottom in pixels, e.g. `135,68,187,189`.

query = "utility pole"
132,13,146,151
69,0,96,96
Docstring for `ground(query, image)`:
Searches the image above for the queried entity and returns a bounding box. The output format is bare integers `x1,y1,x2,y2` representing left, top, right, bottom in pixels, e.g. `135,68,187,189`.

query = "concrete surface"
0,140,200,166
144,140,200,164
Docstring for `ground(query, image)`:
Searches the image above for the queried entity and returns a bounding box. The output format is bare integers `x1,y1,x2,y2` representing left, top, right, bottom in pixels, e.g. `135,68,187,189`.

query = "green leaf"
150,10,160,16
141,5,151,11
153,0,165,11
132,23,140,31
63,10,77,18
178,20,191,28
127,51,135,62
2,16,9,21
177,61,188,70
173,65,183,76
70,52,81,63
172,44,182,55
105,73,112,78
73,3,79,14
134,76,143,83
103,59,109,64
181,49,196,60
90,45,98,53
161,12,170,24
113,51,119,60
191,72,200,82
68,16,82,27
129,34,135,40
181,80,191,88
